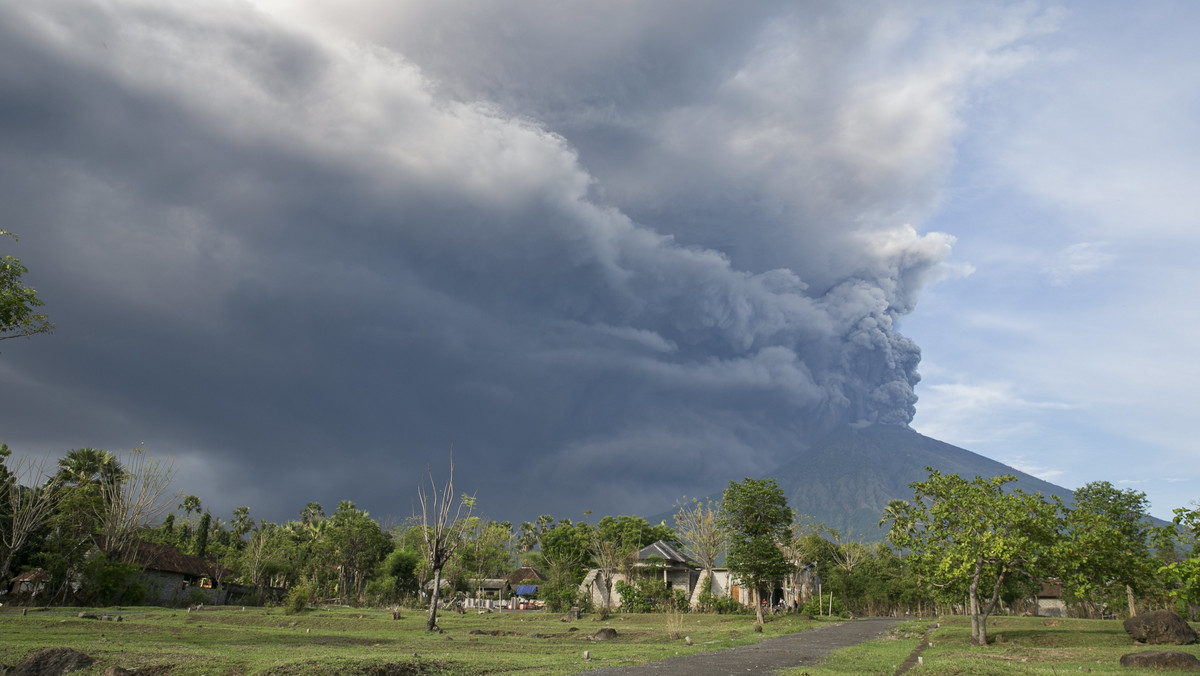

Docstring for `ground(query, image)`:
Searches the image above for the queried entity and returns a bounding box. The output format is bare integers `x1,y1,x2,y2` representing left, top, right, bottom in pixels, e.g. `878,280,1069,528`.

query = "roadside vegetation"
787,615,1200,675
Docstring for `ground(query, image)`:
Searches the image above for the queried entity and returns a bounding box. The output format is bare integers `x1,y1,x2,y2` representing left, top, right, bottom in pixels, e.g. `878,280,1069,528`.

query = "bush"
79,554,147,606
538,579,582,613
615,578,672,613
695,586,745,614
284,581,312,614
801,593,848,618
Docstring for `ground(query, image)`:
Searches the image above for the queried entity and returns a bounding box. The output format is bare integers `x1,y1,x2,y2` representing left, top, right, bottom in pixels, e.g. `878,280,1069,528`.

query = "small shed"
8,568,50,596
469,578,511,598
1033,578,1066,618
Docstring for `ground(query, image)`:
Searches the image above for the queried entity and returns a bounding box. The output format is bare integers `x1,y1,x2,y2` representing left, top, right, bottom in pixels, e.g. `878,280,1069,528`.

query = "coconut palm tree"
56,447,123,491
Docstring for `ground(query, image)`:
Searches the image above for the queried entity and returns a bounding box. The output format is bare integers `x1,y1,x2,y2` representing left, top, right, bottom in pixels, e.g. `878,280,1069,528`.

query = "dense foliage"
2,444,1197,637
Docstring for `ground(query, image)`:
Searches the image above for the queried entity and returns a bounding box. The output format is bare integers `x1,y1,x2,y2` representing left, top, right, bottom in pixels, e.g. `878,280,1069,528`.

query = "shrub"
538,579,582,613
284,581,312,614
696,586,745,614
79,554,147,606
615,578,671,613
801,593,848,618
671,589,690,612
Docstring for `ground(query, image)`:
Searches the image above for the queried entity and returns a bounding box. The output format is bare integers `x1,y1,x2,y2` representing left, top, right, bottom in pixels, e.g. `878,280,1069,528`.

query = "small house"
580,540,701,609
125,540,231,606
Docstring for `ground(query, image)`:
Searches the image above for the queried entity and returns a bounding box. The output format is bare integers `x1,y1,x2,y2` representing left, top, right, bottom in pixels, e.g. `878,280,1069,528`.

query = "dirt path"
579,617,904,676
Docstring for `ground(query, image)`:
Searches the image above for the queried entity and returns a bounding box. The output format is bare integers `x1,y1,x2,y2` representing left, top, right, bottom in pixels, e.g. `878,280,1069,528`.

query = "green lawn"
0,605,821,675
787,615,1200,676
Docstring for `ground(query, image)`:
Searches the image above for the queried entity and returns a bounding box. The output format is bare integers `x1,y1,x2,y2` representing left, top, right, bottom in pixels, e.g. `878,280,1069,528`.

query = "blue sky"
906,2,1200,519
1,1,1195,524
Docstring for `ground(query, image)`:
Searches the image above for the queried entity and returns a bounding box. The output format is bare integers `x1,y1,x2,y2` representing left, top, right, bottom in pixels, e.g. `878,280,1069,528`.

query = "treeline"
3,445,1200,632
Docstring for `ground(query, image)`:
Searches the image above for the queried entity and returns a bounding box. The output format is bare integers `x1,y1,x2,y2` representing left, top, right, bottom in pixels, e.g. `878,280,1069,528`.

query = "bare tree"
99,447,178,564
244,523,274,596
416,450,475,632
674,497,724,592
589,531,624,616
831,538,871,575
0,448,60,580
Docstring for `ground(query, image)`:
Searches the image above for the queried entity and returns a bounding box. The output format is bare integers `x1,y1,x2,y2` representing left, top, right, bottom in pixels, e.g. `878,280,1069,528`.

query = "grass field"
6,607,1198,675
787,615,1200,676
0,605,821,675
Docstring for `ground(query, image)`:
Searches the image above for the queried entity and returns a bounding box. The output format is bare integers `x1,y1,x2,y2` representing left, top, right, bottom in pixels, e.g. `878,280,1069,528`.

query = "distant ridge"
649,424,1077,542
769,423,1075,541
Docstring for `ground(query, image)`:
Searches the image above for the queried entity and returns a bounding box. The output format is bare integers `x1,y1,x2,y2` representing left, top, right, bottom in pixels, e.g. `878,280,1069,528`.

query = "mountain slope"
769,424,1076,540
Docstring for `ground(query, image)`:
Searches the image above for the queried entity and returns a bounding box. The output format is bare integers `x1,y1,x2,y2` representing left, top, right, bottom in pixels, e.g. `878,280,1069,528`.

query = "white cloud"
1043,241,1116,286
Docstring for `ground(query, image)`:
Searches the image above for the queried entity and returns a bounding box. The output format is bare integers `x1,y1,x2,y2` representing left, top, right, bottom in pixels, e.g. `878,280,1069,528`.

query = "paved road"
579,617,903,675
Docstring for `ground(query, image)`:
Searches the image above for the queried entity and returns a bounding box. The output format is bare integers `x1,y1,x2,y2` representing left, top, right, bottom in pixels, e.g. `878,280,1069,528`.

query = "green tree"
231,506,253,542
320,501,391,605
721,478,793,625
534,518,594,611
595,515,677,550
887,468,1060,646
300,502,325,527
371,548,421,605
194,511,212,557
1059,481,1154,617
56,448,124,492
1157,502,1200,612
178,495,201,541
40,448,125,601
459,518,513,598
0,231,54,349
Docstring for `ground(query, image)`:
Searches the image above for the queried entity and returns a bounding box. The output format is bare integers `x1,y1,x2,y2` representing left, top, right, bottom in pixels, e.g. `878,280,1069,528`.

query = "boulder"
1124,610,1199,645
1119,651,1200,670
11,647,94,676
593,627,618,641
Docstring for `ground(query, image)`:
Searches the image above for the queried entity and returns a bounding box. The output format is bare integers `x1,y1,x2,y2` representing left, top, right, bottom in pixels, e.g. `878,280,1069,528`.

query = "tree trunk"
426,568,442,631
1126,585,1137,617
0,552,14,584
755,588,765,625
968,574,986,646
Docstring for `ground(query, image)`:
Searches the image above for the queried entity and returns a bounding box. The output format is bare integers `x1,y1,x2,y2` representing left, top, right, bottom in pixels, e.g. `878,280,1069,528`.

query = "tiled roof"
638,540,690,565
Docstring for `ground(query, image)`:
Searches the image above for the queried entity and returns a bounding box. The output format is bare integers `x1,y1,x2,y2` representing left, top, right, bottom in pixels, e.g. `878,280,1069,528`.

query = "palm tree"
56,447,123,491
878,499,911,530
300,502,325,527
231,506,253,541
178,495,201,539
178,494,201,518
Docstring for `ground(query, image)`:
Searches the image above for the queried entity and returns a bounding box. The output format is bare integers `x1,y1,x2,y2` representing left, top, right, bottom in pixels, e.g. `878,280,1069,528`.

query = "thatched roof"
103,539,230,580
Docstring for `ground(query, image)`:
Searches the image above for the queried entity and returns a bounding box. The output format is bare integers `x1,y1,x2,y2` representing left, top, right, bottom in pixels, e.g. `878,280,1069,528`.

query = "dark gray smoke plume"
0,1,1045,521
